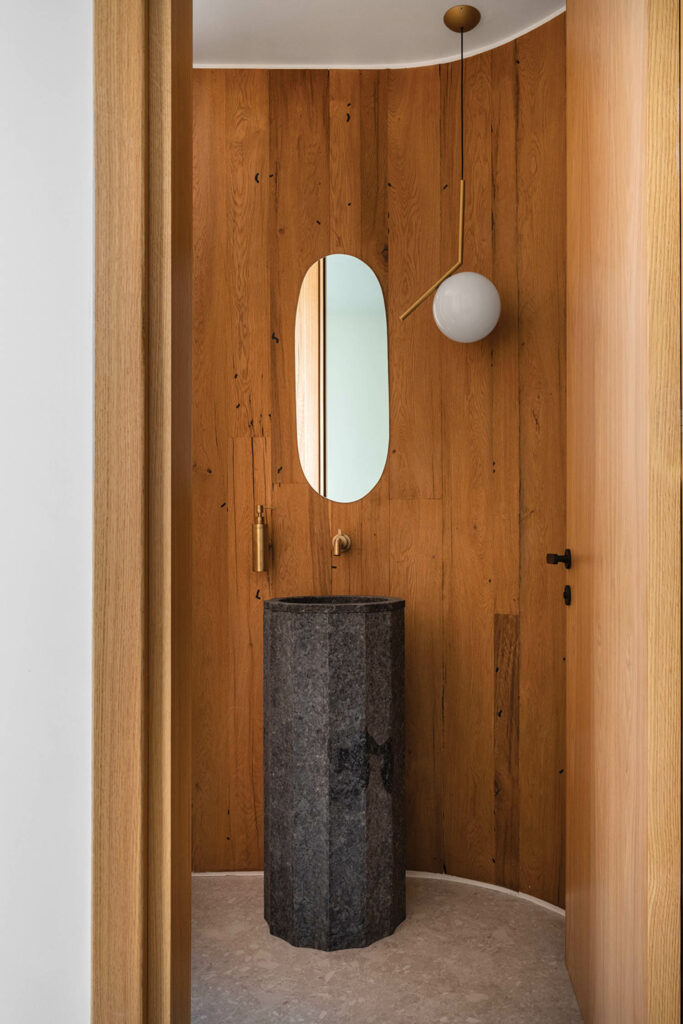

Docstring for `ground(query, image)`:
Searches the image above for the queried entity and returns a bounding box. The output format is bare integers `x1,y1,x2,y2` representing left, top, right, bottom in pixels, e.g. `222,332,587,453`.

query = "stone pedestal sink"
263,595,405,951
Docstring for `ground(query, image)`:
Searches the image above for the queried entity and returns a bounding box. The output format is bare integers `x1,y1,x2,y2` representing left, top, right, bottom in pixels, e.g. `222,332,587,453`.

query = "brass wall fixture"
332,529,352,557
252,504,271,572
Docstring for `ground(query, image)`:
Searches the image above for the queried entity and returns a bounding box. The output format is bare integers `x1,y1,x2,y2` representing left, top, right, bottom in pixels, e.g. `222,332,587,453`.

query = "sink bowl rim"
265,595,404,613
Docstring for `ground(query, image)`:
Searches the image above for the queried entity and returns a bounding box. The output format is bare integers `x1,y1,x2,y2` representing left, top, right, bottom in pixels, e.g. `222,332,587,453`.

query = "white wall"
0,3,93,1021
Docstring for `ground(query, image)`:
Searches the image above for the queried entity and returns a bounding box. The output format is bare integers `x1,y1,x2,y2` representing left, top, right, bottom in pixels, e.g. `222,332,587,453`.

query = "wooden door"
565,1,680,1020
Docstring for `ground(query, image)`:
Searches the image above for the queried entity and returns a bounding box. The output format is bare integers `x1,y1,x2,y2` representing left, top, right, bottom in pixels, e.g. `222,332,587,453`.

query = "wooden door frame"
93,0,193,1020
92,0,681,1019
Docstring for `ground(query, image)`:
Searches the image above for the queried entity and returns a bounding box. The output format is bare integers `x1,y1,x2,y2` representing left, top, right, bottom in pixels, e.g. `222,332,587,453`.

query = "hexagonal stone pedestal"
263,595,405,951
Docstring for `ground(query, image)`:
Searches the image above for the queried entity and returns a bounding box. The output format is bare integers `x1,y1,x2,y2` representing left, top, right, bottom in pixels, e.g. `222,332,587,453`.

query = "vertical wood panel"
387,65,445,872
567,0,650,1010
328,70,365,596
517,14,567,907
357,70,392,600
192,17,567,906
192,72,230,871
270,70,330,489
441,49,497,884
389,499,444,868
490,41,520,621
489,41,522,893
566,0,680,1018
268,69,333,606
647,1,681,1017
228,435,269,864
494,613,520,892
94,0,192,1018
147,0,193,1017
192,69,272,871
390,499,444,871
329,70,362,252
388,66,443,502
93,0,147,1015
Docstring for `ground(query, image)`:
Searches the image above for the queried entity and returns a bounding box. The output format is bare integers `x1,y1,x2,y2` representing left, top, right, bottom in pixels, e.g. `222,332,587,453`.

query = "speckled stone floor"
192,873,582,1024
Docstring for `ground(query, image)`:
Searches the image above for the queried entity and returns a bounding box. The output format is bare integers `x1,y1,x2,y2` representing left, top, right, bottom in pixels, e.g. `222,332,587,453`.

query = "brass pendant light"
401,5,501,343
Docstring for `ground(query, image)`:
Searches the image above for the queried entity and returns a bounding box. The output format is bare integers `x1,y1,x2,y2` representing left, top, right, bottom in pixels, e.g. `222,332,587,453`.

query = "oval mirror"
295,254,389,504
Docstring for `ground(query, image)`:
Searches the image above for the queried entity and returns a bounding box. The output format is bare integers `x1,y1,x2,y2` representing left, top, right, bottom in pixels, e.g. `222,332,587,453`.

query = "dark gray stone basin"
263,595,406,951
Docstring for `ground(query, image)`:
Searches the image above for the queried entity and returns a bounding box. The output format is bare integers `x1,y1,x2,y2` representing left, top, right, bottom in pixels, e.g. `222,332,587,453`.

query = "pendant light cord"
460,30,464,180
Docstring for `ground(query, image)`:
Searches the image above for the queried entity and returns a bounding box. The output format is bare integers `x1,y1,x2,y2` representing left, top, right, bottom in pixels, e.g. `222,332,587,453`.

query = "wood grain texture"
494,614,520,892
647,4,681,1018
93,0,148,1019
93,0,192,1020
388,63,445,872
147,0,193,1019
192,69,272,872
516,15,567,908
440,47,497,887
566,0,681,1019
192,17,567,902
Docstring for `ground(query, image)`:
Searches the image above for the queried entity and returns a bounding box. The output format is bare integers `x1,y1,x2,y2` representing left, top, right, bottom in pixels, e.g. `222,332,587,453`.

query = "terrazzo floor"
192,873,582,1024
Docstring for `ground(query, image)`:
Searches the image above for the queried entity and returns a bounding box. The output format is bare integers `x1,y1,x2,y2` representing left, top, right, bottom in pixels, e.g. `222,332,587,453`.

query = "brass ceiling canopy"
443,5,481,33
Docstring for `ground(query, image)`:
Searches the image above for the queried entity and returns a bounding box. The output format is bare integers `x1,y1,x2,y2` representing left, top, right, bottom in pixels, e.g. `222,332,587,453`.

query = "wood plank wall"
192,15,566,904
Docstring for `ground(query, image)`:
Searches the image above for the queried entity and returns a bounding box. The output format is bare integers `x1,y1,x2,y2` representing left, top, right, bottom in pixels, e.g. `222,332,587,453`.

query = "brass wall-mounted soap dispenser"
252,504,270,573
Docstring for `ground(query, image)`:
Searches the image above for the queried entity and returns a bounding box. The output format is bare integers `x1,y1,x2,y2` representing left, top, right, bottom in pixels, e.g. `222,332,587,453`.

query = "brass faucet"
332,529,352,556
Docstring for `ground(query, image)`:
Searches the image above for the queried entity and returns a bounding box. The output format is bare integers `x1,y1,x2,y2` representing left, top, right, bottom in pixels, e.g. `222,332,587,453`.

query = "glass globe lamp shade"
432,271,501,343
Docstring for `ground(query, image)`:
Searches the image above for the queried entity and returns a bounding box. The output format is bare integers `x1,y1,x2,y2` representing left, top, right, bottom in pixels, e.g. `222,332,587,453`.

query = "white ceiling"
193,0,565,69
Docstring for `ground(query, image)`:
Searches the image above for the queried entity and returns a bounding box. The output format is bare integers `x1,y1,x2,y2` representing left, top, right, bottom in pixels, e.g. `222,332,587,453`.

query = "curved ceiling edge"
193,5,565,71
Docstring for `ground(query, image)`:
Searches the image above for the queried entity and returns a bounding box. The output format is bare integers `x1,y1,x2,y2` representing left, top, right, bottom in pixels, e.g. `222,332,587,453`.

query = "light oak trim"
646,0,681,1017
93,0,148,1016
93,0,192,1020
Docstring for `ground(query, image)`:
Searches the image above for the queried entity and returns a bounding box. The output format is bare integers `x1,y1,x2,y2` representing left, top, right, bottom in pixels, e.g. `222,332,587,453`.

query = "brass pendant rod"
400,177,465,321
401,21,469,322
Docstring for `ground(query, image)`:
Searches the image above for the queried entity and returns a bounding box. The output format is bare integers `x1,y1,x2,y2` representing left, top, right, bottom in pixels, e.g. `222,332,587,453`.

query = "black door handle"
546,548,572,569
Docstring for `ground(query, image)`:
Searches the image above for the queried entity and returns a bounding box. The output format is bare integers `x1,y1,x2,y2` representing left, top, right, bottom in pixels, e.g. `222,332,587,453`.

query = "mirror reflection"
295,254,389,504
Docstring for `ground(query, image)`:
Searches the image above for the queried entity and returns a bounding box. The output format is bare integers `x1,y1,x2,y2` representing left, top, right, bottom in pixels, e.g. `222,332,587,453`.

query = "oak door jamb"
93,0,193,1020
